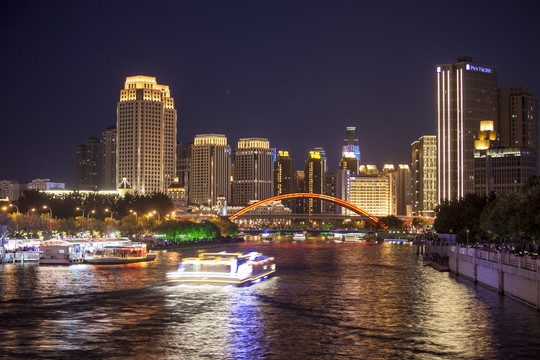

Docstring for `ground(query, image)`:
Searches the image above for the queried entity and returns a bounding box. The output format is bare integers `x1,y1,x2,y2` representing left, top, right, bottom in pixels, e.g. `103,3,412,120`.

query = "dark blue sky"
2,1,539,187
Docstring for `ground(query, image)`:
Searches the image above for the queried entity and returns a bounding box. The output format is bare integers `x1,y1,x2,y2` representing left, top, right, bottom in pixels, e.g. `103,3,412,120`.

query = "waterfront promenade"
424,241,540,309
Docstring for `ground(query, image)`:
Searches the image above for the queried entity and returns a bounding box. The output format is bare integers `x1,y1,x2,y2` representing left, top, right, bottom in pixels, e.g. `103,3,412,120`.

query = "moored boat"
292,233,306,241
84,243,156,264
166,251,276,286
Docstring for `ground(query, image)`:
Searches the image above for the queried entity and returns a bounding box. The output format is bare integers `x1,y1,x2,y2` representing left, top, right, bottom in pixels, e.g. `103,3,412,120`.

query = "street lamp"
466,229,470,247
43,205,52,229
27,208,36,215
9,204,19,214
88,210,95,219
76,207,85,218
152,210,160,221
105,208,114,219
130,210,138,220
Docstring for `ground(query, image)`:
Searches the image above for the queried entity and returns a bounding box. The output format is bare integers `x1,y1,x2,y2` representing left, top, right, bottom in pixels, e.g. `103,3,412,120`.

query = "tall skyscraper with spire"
340,127,360,174
116,76,177,194
436,57,497,201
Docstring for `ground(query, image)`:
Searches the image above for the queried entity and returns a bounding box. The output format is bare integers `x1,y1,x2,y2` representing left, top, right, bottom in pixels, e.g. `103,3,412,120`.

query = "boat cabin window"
184,263,231,273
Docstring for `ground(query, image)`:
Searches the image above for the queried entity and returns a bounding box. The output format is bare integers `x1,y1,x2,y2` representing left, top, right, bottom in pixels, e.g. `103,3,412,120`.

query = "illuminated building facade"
474,121,537,195
339,127,360,174
396,164,412,216
304,148,327,214
117,75,177,194
274,150,296,210
190,134,232,205
76,137,102,191
102,125,117,190
233,138,274,205
348,174,392,217
436,57,498,201
411,135,437,217
167,177,187,208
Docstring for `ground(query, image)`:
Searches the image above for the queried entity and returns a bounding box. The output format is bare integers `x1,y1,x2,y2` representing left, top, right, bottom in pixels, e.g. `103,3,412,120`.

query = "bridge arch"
228,193,388,229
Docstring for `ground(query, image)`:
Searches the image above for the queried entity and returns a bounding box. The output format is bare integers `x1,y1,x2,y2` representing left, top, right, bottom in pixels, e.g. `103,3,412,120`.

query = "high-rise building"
323,172,337,214
436,57,498,201
411,135,437,217
274,150,296,209
177,141,192,201
233,138,274,205
76,137,102,191
102,125,117,190
474,121,537,195
295,170,305,213
498,86,538,173
116,75,177,194
189,134,232,205
395,164,412,216
304,148,327,214
339,127,360,174
348,174,392,217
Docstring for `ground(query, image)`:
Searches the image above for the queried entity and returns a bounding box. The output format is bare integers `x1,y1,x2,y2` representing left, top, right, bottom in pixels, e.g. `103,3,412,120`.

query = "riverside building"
339,126,361,174
274,150,296,209
189,134,232,206
76,137,102,191
233,138,274,205
116,75,177,194
436,57,498,201
102,126,117,190
411,135,437,217
304,148,327,214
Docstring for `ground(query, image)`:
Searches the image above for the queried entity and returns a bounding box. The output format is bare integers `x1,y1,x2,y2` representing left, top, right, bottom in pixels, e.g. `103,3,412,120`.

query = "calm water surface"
1,240,540,359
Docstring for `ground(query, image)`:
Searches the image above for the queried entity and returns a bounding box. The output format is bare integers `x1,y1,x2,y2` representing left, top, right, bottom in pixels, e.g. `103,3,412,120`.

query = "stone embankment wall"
448,245,540,309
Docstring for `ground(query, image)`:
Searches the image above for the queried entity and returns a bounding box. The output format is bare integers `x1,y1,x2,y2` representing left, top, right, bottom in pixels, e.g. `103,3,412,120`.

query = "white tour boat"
167,251,276,286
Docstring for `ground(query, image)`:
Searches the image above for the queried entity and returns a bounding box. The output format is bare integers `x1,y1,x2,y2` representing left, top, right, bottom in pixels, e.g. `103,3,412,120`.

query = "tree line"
434,176,540,246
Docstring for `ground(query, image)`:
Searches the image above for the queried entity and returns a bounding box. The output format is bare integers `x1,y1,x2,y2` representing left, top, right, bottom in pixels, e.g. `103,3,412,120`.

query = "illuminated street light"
152,210,160,221
130,210,138,219
8,204,19,214
43,205,52,229
89,210,96,219
105,208,114,219
76,207,85,218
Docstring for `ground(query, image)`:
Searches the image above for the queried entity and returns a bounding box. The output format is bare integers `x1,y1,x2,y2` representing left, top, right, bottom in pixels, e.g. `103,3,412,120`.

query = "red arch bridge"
228,193,388,229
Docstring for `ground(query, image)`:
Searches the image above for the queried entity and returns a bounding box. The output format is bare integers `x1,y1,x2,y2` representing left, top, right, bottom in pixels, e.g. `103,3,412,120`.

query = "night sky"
2,1,539,188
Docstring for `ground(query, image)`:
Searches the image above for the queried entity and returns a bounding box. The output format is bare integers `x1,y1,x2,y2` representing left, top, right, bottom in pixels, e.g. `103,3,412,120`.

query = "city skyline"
2,1,540,187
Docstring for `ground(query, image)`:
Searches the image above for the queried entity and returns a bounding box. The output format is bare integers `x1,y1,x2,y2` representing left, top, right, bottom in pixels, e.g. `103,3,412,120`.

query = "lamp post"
76,207,85,218
130,210,138,220
466,229,470,248
88,210,95,219
43,205,52,229
105,208,114,219
152,210,160,221
9,204,19,214
27,208,36,215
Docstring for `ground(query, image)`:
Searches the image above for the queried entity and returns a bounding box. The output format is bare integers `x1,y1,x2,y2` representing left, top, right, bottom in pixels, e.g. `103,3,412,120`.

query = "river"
1,239,539,359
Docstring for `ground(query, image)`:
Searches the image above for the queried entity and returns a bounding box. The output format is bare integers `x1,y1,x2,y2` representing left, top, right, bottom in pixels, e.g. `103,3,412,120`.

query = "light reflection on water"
0,242,539,359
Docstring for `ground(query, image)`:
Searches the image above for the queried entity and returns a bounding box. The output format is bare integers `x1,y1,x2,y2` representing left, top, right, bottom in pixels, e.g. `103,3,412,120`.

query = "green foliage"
480,176,540,242
378,215,405,230
209,217,239,237
155,220,220,242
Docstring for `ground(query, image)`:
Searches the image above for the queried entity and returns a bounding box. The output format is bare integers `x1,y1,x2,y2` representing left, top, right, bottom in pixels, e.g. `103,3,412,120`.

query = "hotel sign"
465,64,492,73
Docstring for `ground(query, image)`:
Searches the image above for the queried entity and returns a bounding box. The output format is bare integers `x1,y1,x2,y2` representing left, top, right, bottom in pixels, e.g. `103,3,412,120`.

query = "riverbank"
146,237,244,251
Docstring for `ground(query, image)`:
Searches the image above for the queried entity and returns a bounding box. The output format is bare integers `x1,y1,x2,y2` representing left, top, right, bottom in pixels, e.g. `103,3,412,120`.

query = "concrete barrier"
448,246,540,310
